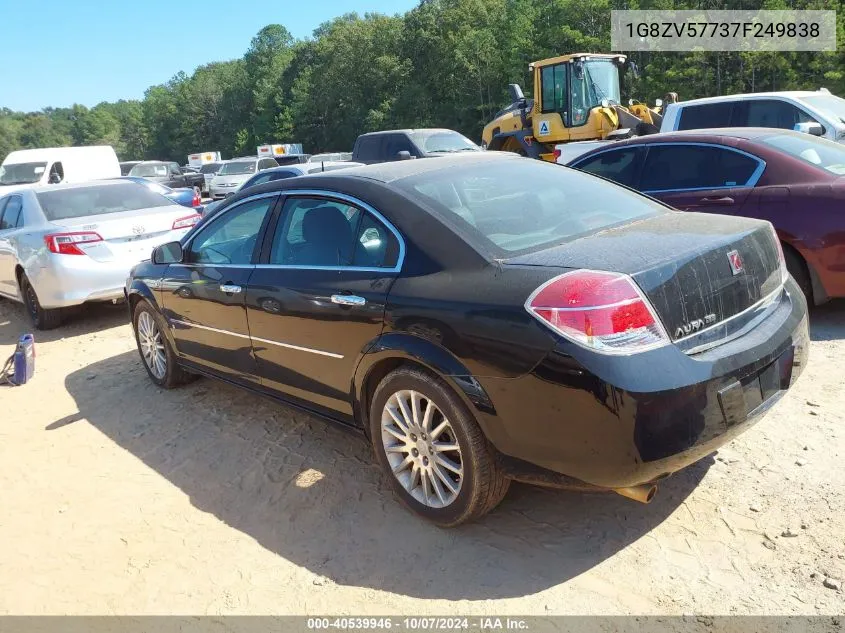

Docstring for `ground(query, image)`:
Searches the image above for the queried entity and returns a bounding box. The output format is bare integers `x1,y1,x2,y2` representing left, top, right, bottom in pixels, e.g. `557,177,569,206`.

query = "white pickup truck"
556,89,845,165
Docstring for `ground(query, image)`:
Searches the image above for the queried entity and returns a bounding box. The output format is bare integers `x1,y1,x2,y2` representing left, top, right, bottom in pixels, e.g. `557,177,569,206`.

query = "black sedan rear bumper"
476,279,809,490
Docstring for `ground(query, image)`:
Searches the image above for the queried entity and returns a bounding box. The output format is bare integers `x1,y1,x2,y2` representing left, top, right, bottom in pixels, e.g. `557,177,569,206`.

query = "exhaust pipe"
614,484,657,504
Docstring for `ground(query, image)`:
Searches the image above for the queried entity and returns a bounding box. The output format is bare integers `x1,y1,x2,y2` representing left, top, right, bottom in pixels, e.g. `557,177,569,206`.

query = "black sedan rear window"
395,159,665,254
36,183,171,220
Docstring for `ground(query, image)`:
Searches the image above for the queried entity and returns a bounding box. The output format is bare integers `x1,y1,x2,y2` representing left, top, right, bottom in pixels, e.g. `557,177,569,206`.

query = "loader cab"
536,55,623,128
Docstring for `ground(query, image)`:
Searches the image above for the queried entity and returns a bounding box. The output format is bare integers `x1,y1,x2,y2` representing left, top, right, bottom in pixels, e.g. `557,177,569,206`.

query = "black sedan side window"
187,197,275,265
573,148,642,187
270,197,399,268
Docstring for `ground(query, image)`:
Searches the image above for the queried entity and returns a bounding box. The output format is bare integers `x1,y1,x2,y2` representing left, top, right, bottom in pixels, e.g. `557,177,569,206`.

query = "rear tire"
784,246,813,304
20,274,62,330
132,300,195,388
369,366,510,527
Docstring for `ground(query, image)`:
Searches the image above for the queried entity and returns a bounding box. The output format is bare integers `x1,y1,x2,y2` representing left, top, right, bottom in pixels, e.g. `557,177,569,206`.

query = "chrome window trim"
179,189,406,274
169,318,344,359
181,191,281,255
675,281,786,354
267,188,406,274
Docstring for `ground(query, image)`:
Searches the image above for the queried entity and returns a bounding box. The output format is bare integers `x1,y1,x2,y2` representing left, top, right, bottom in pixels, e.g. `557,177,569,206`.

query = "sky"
0,0,419,113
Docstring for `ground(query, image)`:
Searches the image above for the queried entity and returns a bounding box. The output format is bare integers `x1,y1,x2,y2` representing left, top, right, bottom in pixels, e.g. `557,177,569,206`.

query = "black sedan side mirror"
152,241,184,264
794,122,824,136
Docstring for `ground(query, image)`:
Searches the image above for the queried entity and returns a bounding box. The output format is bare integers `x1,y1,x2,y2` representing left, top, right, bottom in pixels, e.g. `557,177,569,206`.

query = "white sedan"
0,180,200,329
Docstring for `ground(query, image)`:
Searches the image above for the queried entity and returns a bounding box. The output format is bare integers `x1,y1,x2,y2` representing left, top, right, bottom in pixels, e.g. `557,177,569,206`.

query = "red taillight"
553,148,562,162
172,214,201,230
192,191,201,207
44,232,103,255
525,270,669,354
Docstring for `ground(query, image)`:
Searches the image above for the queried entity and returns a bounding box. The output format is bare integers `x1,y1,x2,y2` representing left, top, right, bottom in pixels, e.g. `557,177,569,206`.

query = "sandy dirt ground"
0,296,843,616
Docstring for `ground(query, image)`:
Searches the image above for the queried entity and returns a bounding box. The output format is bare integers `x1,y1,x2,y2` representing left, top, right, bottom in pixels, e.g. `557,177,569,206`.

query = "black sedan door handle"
331,294,366,306
699,196,735,205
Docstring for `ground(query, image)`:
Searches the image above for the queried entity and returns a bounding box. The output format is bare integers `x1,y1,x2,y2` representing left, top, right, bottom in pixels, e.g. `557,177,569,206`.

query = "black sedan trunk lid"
505,212,783,344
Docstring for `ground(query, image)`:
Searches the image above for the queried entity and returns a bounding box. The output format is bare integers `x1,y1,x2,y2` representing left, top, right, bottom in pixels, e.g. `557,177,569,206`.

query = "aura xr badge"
675,313,718,339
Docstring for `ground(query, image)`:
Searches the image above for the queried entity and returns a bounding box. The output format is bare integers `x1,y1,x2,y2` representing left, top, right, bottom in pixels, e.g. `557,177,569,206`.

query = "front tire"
20,274,62,330
370,366,509,526
132,300,194,388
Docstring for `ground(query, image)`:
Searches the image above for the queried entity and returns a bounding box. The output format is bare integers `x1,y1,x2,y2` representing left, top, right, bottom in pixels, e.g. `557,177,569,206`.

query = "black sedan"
126,154,809,526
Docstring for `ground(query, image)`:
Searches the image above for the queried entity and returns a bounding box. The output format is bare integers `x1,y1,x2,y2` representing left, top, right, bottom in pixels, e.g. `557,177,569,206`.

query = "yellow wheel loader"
481,53,677,161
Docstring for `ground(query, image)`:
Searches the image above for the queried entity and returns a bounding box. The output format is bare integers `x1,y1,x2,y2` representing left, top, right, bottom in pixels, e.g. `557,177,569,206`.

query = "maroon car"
568,128,845,304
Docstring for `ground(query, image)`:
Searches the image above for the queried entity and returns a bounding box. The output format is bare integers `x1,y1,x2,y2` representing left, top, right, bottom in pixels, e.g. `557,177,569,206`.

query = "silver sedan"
0,180,201,329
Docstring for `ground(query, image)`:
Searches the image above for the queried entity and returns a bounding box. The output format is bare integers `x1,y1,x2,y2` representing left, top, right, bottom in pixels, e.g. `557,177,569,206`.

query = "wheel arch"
353,332,496,440
781,240,827,305
127,283,179,348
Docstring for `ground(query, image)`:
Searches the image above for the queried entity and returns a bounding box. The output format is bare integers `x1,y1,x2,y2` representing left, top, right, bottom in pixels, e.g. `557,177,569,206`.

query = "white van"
0,146,120,193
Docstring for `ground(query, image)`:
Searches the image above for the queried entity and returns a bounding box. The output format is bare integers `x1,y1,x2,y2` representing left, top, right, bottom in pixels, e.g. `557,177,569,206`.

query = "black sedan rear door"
245,192,403,418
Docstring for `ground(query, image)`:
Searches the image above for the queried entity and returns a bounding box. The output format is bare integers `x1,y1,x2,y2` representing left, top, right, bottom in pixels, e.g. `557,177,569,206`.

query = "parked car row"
201,160,364,218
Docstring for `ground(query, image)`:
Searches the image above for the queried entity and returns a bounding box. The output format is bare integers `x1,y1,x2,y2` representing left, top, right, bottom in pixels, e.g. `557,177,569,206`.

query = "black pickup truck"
128,161,206,197
351,128,481,164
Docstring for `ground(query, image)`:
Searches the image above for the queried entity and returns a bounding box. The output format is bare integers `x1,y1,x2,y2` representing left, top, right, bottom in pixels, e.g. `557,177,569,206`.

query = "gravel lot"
0,297,843,615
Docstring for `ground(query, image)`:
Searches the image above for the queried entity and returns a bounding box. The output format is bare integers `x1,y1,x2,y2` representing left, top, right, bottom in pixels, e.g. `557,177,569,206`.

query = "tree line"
1,0,843,164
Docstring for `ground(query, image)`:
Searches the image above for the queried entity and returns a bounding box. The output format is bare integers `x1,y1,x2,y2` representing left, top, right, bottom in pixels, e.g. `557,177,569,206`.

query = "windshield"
36,183,173,220
0,162,47,185
199,163,221,174
395,159,663,255
218,161,256,175
760,132,845,175
129,163,168,178
410,131,479,154
798,94,845,125
570,60,621,125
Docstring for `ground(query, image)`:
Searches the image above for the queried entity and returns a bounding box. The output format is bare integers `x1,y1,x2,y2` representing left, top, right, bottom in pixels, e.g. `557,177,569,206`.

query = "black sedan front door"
246,194,403,418
160,193,278,384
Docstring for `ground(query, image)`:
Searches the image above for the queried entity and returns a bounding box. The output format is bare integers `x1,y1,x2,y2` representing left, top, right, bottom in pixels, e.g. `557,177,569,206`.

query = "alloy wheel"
137,311,166,379
381,389,463,508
